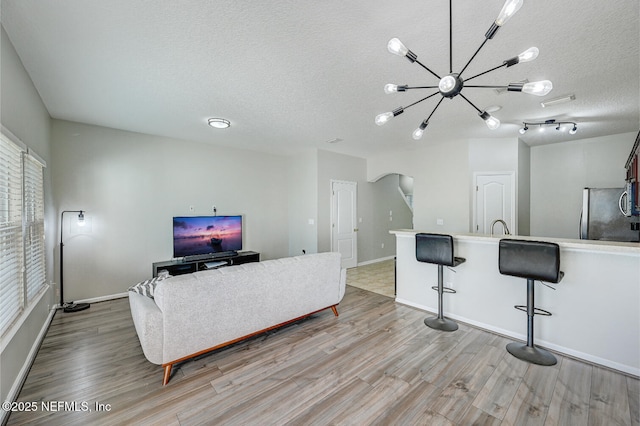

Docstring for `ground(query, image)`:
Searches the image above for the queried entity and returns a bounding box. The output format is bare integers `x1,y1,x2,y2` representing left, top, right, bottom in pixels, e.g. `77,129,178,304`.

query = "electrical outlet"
437,218,444,225
381,243,385,248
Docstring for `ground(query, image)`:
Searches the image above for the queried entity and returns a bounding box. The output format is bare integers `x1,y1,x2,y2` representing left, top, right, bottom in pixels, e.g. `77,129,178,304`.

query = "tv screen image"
173,215,242,258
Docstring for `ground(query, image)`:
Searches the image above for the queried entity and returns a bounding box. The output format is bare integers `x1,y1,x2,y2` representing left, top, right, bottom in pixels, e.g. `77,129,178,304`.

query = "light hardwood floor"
7,269,639,425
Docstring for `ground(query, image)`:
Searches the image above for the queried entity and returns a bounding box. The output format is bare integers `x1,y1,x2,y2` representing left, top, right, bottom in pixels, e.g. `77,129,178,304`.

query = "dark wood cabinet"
152,251,260,277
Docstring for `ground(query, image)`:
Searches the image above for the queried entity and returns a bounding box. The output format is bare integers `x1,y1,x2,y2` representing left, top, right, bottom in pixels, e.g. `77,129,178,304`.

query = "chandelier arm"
458,38,489,78
414,59,441,80
404,91,441,110
464,85,508,89
464,63,508,82
449,0,453,73
458,93,482,113
405,86,440,90
426,96,446,122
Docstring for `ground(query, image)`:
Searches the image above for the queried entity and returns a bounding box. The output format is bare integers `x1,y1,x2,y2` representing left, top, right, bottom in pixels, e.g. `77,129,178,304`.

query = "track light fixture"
519,119,578,135
376,0,552,140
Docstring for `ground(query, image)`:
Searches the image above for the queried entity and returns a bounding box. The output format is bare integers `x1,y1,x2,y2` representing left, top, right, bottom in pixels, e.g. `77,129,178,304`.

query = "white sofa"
128,252,346,385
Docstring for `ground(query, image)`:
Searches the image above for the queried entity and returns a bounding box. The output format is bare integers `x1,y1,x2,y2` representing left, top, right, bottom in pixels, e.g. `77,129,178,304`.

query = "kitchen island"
391,230,640,376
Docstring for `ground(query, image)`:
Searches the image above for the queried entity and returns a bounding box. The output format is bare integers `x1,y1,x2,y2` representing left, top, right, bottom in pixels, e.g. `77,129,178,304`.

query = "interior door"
475,173,515,235
331,180,358,268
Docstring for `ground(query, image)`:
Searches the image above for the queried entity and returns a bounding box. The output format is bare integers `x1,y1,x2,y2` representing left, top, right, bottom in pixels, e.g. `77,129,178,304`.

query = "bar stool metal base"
506,342,557,366
424,316,458,332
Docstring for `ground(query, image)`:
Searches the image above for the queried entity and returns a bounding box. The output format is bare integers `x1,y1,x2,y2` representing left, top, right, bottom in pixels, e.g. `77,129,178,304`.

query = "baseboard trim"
357,256,395,267
1,307,56,426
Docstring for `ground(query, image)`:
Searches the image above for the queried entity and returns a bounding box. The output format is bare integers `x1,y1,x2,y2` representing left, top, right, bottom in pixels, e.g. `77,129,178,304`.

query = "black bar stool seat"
499,239,564,366
416,233,466,332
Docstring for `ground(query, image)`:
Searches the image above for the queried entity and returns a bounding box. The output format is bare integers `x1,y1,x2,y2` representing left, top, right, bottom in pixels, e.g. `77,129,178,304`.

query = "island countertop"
390,230,640,376
390,229,640,254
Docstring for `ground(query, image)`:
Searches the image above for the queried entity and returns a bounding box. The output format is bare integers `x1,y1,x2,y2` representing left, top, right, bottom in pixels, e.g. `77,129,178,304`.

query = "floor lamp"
60,210,90,313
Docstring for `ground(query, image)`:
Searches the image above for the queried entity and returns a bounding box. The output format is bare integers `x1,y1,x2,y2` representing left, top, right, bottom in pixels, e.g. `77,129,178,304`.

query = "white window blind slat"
0,134,24,335
24,154,46,301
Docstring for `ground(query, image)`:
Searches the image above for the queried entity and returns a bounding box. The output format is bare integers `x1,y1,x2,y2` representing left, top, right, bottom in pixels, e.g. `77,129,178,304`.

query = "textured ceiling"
2,0,639,158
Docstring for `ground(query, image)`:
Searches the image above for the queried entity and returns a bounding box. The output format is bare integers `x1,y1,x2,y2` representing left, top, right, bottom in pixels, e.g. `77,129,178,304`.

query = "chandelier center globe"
439,74,464,98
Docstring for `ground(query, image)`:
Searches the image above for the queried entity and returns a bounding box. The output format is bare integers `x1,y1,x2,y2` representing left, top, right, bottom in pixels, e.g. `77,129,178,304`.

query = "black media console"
152,251,260,277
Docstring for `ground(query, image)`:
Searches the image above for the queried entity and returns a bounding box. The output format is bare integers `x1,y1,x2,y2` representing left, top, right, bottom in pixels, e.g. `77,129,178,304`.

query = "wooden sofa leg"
163,364,172,386
331,305,339,316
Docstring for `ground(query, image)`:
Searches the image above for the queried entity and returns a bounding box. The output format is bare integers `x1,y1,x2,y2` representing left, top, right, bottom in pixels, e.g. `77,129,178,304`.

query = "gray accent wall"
1,25,54,407
51,120,291,301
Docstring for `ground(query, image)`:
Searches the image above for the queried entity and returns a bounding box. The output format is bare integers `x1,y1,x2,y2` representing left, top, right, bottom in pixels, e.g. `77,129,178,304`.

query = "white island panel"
392,230,640,376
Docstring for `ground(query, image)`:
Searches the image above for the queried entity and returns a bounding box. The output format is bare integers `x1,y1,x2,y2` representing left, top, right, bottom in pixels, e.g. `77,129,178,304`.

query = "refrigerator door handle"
619,191,629,216
580,188,589,239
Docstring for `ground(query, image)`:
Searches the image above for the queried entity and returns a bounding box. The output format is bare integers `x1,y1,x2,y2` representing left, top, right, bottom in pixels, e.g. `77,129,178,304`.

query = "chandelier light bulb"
569,125,578,134
480,111,500,129
522,80,553,96
387,38,409,57
412,128,425,140
78,211,85,227
495,0,524,26
384,84,399,94
375,112,394,126
412,120,429,140
517,47,539,63
519,126,528,134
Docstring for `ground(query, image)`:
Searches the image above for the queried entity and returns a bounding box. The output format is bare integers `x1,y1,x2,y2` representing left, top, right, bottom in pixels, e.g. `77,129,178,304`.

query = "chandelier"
376,0,552,140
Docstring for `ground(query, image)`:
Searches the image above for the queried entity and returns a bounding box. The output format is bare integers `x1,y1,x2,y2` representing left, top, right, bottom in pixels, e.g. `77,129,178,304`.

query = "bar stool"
415,233,466,332
498,239,563,366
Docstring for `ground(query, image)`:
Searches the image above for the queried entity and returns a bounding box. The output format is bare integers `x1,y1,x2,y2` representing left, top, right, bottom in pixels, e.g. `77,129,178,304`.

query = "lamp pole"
60,210,90,313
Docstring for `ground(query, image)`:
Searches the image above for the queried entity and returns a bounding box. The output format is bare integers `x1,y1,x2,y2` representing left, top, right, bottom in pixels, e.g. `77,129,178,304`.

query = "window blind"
0,134,24,334
24,153,46,301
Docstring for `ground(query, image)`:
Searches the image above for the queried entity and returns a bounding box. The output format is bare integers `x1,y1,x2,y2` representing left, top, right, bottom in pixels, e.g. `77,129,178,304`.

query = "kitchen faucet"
490,219,511,236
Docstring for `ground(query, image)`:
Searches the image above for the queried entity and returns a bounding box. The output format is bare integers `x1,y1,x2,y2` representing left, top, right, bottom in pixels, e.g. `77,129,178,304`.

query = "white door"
474,173,515,235
331,180,358,268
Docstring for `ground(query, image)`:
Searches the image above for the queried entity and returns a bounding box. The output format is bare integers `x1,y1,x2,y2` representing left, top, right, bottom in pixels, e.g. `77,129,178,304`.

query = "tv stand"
152,251,260,277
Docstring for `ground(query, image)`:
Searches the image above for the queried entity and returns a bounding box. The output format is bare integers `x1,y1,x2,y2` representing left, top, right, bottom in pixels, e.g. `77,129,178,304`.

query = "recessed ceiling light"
325,138,343,144
208,118,230,129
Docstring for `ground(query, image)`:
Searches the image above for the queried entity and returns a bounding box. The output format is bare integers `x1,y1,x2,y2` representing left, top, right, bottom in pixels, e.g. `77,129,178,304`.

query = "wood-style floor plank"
6,282,639,426
545,357,592,425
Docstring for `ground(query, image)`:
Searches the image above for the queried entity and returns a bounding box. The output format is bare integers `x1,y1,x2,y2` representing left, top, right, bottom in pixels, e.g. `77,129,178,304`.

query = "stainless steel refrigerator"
580,187,639,242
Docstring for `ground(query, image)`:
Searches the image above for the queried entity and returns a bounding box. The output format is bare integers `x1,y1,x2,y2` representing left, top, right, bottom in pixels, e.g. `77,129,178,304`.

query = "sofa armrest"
128,292,163,365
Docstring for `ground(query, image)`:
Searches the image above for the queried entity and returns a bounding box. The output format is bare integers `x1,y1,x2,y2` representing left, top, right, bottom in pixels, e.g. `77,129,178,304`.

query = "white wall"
530,132,635,238
0,25,54,408
368,139,470,233
288,150,318,256
518,139,531,236
51,120,291,301
368,133,634,240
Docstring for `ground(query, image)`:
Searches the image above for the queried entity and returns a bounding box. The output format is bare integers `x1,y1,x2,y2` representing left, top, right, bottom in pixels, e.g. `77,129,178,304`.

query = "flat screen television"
173,215,242,258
